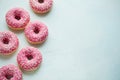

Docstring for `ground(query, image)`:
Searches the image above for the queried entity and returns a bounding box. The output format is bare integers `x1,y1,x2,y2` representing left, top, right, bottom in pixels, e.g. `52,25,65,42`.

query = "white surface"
0,0,120,80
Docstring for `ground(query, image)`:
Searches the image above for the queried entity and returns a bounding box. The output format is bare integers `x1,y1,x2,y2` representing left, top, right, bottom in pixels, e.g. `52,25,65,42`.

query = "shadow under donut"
26,37,48,48
0,50,18,60
34,11,51,17
20,63,43,76
30,5,53,17
7,26,24,34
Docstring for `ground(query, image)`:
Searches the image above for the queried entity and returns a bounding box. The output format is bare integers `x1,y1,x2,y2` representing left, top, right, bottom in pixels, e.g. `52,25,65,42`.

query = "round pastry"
0,64,22,80
29,0,53,13
24,21,48,44
0,31,19,55
17,46,42,71
6,7,30,30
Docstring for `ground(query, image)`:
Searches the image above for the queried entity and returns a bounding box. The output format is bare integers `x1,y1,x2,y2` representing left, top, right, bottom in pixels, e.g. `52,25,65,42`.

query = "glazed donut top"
0,31,19,54
17,47,42,71
25,21,48,43
30,0,53,12
0,64,22,80
6,8,30,29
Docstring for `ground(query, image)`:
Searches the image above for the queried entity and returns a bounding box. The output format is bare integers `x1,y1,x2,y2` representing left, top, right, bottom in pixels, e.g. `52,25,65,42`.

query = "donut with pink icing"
29,0,53,13
6,8,30,30
0,64,22,80
17,47,42,71
24,21,48,44
0,31,19,55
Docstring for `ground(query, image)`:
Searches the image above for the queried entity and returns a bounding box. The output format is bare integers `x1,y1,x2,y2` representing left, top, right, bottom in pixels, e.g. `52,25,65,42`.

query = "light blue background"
0,0,120,80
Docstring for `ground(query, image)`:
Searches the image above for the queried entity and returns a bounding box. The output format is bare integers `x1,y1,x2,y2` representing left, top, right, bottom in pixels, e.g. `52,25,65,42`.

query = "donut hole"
26,54,33,60
5,74,13,79
15,15,21,20
2,38,9,44
38,0,44,3
34,27,40,34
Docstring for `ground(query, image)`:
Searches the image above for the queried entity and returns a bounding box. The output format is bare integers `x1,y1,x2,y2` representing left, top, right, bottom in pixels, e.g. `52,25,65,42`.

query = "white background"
0,0,120,80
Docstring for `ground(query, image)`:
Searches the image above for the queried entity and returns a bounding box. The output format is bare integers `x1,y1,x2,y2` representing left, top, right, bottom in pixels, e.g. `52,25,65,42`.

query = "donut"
29,0,53,13
0,31,19,55
0,64,22,80
6,8,30,30
24,21,48,44
17,47,42,71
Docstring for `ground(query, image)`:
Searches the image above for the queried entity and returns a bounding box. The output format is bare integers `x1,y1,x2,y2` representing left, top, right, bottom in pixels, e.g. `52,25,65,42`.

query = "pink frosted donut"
0,64,22,80
6,8,30,30
0,31,19,55
29,0,53,13
24,21,48,44
17,47,42,71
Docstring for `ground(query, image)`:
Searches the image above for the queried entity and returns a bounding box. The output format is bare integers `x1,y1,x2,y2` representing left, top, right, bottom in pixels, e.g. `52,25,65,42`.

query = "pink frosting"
0,64,22,80
17,46,42,71
24,21,48,44
6,8,30,29
0,31,19,55
30,0,53,13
